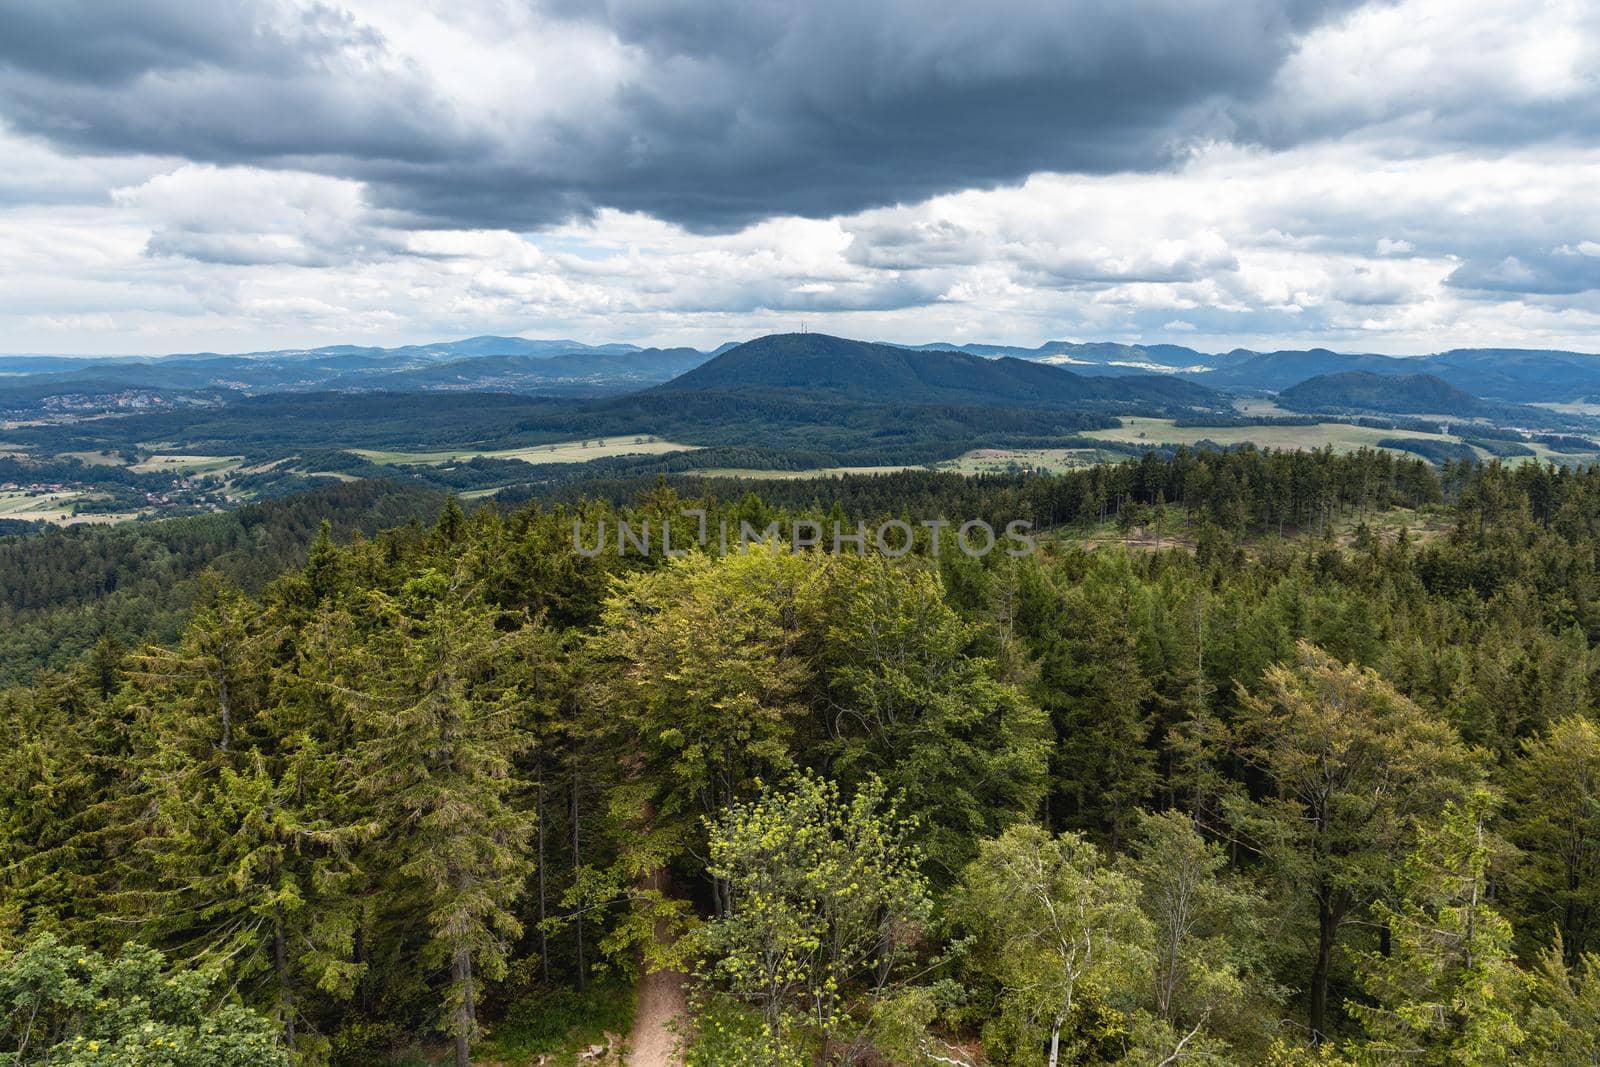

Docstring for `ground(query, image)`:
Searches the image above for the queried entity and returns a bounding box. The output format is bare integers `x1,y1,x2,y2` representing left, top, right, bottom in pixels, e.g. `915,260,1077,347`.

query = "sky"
0,0,1597,356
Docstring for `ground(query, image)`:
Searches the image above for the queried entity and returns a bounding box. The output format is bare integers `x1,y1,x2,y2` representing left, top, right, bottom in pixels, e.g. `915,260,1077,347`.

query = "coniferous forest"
8,448,1600,1065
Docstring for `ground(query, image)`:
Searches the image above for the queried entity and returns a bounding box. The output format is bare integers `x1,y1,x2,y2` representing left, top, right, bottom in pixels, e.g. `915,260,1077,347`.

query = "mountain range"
6,332,1600,415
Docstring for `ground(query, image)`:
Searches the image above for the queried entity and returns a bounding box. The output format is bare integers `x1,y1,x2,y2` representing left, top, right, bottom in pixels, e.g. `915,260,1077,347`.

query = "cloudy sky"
1,0,1597,355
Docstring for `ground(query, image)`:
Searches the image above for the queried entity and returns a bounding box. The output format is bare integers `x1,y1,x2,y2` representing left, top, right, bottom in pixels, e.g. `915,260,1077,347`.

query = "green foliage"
1124,810,1278,1062
1523,940,1600,1065
1506,716,1600,961
814,555,1049,877
1229,643,1483,1040
958,824,1151,1067
695,774,934,1062
0,935,287,1066
1348,792,1530,1065
350,564,537,1062
481,980,634,1063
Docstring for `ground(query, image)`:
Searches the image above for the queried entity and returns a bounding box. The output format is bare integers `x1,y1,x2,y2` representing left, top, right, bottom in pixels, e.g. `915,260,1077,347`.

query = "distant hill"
355,347,709,394
1279,371,1484,417
658,333,1223,411
11,332,1600,415
1184,346,1600,403
0,338,695,407
909,339,1250,375
1424,349,1600,402
1184,350,1409,391
177,336,644,364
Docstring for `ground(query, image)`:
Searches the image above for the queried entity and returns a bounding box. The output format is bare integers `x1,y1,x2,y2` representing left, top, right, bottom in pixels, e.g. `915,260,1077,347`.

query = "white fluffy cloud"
0,0,1597,354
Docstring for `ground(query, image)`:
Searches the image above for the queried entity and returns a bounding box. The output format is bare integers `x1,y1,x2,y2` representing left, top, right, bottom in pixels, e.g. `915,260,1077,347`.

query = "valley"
4,333,1600,532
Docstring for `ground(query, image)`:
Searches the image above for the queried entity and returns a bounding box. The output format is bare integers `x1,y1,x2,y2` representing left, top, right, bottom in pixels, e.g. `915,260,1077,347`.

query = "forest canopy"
5,448,1600,1064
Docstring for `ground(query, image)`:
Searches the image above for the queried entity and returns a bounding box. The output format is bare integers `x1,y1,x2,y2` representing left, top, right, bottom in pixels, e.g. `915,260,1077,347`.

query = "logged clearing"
937,447,1120,474
352,436,697,466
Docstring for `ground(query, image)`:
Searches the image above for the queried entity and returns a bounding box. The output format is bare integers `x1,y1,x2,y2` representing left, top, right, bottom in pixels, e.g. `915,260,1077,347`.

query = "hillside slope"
657,333,1222,410
1278,371,1484,416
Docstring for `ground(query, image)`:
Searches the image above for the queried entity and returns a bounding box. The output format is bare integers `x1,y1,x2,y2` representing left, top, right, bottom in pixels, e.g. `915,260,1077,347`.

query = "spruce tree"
351,566,534,1067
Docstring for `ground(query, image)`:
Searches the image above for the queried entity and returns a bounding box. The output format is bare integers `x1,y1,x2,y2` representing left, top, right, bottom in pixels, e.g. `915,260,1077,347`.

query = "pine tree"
126,593,369,1053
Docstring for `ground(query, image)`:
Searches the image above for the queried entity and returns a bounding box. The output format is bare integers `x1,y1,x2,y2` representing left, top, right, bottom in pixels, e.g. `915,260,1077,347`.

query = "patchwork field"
128,454,244,475
1535,401,1600,417
0,489,139,525
1082,417,1455,453
1524,441,1600,465
352,436,697,466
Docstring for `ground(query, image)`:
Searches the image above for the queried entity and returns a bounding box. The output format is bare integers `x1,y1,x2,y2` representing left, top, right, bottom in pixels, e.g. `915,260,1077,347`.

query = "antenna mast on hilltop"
800,319,806,334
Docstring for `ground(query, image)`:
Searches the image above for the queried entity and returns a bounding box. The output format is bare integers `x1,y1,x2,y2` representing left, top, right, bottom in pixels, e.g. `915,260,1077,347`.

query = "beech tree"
0,935,287,1066
594,549,812,910
812,556,1049,878
1125,809,1275,1062
697,774,933,1063
959,824,1151,1067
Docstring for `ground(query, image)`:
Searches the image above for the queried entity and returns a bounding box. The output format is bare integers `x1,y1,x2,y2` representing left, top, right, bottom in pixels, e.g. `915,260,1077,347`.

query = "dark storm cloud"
0,1,474,166
0,0,1367,231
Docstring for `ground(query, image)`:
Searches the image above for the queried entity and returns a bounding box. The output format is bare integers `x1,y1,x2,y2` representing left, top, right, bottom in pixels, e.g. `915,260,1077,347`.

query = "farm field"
352,436,697,466
1535,401,1600,417
1523,440,1600,465
1084,417,1466,454
0,489,140,525
58,450,127,466
128,453,244,475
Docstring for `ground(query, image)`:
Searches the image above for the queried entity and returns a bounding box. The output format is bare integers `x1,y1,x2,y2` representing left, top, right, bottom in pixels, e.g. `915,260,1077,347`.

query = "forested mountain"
907,339,1248,374
8,450,1600,1065
3,334,1234,476
659,332,1225,409
0,337,666,409
1279,370,1484,416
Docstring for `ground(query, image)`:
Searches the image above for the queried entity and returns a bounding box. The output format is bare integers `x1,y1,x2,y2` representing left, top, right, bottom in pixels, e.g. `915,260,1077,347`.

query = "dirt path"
625,868,688,1067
